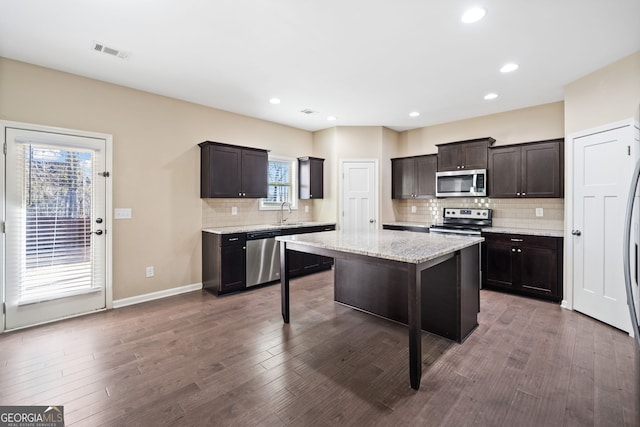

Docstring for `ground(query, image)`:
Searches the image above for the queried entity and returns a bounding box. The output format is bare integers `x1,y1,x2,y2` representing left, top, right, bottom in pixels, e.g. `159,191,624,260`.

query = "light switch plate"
305,205,309,213
411,206,417,213
536,208,544,217
114,208,132,219
231,207,238,215
145,266,154,278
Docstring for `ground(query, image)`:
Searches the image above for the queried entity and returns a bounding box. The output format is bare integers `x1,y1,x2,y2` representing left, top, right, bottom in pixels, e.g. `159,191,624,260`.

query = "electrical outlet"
146,266,154,278
411,206,417,213
231,207,238,215
536,208,544,217
114,208,132,219
304,205,309,213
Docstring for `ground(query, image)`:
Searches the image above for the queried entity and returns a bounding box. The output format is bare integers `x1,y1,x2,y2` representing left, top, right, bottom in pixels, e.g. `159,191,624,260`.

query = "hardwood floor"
1,270,638,426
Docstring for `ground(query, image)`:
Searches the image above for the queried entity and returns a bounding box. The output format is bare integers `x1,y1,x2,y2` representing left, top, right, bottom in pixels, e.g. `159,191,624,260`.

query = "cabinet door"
415,155,437,198
220,244,245,292
309,158,324,199
241,149,268,198
488,146,521,197
299,157,324,199
461,141,489,170
391,157,416,199
203,144,242,198
518,245,559,297
483,236,515,288
436,145,461,171
521,141,562,197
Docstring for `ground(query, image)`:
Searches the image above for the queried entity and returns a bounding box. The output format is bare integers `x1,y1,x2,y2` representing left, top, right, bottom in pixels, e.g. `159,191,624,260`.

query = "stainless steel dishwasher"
245,230,282,287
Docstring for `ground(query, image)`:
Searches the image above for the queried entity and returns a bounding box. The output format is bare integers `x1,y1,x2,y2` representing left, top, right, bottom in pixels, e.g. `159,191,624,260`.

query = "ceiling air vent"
92,41,129,59
300,109,319,115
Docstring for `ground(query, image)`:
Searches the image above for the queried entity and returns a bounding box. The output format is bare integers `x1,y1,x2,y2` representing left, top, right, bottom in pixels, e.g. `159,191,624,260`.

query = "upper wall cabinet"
488,138,564,198
391,154,437,199
199,141,268,198
436,137,495,171
298,157,324,199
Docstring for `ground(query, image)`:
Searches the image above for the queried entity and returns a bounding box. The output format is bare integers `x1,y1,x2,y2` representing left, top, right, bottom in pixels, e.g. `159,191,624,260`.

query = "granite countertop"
382,222,564,238
202,221,336,234
480,227,564,238
276,229,483,264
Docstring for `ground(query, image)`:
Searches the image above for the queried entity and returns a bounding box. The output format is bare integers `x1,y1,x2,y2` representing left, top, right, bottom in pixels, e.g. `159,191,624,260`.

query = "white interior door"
4,126,108,330
573,125,636,332
341,160,377,232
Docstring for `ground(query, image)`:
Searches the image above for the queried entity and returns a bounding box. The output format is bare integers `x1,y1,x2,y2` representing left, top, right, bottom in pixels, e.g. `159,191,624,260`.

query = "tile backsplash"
393,198,564,231
202,198,315,228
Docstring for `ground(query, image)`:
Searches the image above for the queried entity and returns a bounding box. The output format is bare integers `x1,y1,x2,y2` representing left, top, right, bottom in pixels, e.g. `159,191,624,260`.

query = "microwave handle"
472,173,477,192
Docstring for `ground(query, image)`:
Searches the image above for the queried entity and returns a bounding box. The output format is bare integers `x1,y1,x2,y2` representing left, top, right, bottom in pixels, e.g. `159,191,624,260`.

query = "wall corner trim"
112,283,202,309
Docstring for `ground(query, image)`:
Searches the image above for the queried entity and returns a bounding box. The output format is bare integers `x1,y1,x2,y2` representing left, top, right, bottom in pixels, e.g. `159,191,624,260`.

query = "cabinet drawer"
483,233,558,249
220,233,246,246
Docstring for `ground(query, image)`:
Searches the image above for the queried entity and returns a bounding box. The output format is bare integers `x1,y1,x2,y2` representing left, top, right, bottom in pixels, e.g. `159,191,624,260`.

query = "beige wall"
312,126,401,226
0,58,313,300
564,51,640,134
400,101,565,157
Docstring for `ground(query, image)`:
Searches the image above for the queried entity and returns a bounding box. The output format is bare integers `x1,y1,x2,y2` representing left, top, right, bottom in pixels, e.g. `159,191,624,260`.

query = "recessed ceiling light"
484,93,498,100
327,116,337,121
461,7,487,23
500,63,519,73
269,98,281,104
409,111,420,117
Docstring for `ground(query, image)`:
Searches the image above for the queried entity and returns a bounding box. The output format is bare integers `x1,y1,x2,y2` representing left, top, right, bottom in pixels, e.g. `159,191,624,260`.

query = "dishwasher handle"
246,230,282,240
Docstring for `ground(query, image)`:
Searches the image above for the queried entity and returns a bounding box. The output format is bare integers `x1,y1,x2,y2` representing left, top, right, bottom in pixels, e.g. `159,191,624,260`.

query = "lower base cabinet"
202,232,246,295
482,232,563,301
203,224,335,296
334,244,480,343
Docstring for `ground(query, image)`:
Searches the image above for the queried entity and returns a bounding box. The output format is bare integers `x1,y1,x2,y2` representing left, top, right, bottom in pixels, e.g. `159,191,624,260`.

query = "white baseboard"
112,282,202,309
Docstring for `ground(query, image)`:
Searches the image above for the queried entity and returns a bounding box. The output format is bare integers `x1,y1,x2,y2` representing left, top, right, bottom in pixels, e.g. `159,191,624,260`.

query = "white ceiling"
1,1,639,132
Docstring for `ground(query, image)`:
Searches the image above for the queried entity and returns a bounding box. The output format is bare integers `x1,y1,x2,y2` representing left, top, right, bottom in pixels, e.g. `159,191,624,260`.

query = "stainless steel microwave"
436,169,487,197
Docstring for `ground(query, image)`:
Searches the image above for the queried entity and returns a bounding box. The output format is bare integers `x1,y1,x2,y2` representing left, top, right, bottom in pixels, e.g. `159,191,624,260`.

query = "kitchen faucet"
280,201,292,224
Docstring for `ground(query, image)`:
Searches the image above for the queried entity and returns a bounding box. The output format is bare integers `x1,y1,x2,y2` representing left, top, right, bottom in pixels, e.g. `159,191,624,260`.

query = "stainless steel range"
429,208,492,235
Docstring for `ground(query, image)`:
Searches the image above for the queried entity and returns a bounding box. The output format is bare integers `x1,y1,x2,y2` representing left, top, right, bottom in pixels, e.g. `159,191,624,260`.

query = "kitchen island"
277,229,483,390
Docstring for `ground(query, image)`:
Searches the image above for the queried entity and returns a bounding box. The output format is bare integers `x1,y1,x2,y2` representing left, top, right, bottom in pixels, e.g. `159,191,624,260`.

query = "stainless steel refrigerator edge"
623,142,640,423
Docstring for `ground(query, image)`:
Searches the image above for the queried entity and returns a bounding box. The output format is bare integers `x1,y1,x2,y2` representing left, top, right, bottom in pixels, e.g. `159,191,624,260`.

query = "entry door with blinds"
4,127,107,330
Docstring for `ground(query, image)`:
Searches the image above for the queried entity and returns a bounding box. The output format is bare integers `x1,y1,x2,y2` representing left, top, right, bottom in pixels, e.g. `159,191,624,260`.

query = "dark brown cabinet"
482,232,563,301
488,139,563,198
391,154,437,199
298,157,324,199
436,137,495,171
199,141,268,198
203,224,335,296
202,232,246,295
283,224,335,277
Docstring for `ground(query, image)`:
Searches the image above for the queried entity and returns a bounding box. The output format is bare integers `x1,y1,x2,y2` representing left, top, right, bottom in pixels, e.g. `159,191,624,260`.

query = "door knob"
369,219,376,223
93,230,104,236
571,230,581,236
96,217,103,224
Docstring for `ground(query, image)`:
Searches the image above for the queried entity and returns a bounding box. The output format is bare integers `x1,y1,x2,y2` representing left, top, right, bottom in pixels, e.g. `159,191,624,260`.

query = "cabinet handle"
512,248,516,252
461,165,465,169
522,192,526,196
510,238,524,242
516,192,521,196
457,166,461,169
228,238,239,241
517,249,522,253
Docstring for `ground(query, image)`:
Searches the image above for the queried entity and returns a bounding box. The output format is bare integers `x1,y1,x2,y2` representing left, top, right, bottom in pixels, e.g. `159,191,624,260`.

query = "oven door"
436,169,486,197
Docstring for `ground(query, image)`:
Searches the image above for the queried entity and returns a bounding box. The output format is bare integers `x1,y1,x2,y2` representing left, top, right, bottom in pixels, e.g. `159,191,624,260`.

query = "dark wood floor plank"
0,271,637,426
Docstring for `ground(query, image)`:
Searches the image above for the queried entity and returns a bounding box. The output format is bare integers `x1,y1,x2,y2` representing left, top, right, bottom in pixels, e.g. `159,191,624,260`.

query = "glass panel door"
4,127,107,330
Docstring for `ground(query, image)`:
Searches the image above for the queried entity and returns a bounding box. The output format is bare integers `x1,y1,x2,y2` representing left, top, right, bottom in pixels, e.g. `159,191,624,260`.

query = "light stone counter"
276,229,483,265
481,227,564,238
202,221,336,234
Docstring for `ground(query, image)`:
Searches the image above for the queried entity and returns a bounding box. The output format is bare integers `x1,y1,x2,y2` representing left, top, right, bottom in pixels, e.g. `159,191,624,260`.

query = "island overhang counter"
276,229,483,390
